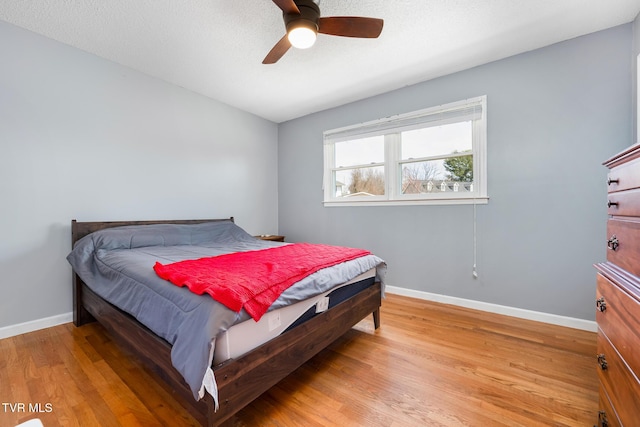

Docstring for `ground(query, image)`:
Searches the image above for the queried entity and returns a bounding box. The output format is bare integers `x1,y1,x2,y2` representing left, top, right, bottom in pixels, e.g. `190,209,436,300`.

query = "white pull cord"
472,198,478,279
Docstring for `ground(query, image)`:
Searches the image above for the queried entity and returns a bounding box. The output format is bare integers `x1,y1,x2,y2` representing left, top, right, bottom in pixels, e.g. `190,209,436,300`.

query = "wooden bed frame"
71,217,382,426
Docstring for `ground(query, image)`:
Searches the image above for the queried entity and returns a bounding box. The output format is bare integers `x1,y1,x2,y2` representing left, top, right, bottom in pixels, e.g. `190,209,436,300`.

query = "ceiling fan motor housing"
284,0,320,33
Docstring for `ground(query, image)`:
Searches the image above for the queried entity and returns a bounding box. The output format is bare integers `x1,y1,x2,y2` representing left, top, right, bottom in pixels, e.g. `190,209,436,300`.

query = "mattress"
213,268,376,365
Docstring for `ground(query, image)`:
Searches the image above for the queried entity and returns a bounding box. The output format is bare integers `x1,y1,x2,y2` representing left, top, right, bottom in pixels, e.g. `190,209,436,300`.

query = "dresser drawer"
606,189,640,216
606,219,640,277
596,331,640,426
596,274,640,377
607,154,640,193
598,386,621,427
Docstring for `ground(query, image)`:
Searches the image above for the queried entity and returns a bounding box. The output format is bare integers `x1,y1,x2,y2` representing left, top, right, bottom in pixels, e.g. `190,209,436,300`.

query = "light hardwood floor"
0,294,597,426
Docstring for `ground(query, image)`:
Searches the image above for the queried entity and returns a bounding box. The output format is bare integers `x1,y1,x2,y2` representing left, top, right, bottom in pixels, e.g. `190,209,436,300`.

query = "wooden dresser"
594,143,640,427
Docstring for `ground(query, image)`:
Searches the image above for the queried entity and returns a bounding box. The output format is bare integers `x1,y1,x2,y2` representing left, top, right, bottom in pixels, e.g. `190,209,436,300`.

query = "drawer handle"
607,200,618,208
607,177,619,186
607,235,619,251
597,353,608,370
596,410,608,427
596,297,607,312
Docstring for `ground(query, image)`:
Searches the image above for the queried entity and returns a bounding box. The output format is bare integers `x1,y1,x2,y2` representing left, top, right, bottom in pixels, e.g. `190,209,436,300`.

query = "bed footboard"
212,282,381,425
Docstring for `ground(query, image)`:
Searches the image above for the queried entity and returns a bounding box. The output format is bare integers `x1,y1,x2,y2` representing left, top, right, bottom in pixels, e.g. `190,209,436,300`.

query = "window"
323,96,487,206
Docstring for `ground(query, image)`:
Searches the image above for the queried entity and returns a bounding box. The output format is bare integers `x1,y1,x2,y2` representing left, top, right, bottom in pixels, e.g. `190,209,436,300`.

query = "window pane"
334,166,385,197
323,96,486,205
401,155,473,194
401,121,472,160
335,136,384,167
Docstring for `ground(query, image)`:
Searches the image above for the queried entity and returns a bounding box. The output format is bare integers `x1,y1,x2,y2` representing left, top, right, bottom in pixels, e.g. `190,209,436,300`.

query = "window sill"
323,197,489,207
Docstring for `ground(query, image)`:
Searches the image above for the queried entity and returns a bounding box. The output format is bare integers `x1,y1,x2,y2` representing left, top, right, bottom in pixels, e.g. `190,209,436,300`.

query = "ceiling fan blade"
318,17,384,38
271,0,300,15
263,35,292,64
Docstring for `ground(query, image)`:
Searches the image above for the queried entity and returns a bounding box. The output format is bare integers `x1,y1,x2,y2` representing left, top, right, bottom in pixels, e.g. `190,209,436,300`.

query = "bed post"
71,219,95,326
372,308,380,329
73,274,95,326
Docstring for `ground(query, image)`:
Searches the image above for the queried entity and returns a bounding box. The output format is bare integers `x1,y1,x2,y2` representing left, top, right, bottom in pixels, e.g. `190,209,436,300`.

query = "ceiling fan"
263,0,384,64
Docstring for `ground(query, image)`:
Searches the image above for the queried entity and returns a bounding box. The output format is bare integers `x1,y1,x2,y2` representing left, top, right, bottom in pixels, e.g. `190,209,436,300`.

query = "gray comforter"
67,220,386,406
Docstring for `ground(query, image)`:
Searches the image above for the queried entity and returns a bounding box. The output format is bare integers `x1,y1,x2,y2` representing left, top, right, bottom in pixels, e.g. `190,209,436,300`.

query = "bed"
68,217,385,426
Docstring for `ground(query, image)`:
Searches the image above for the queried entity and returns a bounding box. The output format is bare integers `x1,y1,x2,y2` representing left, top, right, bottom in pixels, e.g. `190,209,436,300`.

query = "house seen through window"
323,96,487,206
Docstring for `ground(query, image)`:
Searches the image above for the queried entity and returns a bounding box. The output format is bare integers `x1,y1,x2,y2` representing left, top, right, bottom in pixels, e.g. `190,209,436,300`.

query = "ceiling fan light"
288,25,317,49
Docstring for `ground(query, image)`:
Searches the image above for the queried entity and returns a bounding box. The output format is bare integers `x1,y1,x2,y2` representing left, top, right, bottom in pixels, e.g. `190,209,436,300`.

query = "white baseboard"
0,287,597,340
0,312,73,340
385,286,597,332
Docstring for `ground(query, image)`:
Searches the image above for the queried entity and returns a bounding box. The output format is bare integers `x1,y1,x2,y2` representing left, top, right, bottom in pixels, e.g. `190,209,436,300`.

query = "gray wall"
633,11,640,140
0,21,279,329
278,25,633,321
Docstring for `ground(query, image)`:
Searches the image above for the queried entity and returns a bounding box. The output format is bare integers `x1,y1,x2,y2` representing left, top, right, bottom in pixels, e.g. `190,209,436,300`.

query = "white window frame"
323,96,488,207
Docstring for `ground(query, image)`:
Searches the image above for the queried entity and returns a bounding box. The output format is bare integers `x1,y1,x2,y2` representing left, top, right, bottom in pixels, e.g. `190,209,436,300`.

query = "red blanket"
153,243,370,321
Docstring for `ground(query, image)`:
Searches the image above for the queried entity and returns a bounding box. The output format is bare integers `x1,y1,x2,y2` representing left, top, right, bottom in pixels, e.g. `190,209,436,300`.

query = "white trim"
0,287,596,341
0,312,73,340
385,286,597,332
323,96,485,142
324,197,489,207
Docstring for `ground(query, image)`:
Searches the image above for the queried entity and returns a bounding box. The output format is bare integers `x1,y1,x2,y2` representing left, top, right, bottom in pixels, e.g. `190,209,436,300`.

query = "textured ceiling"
1,0,639,123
